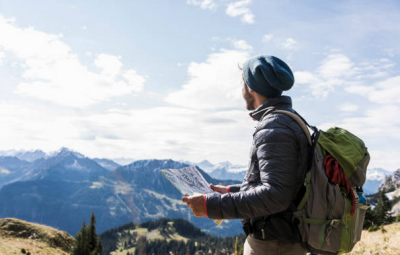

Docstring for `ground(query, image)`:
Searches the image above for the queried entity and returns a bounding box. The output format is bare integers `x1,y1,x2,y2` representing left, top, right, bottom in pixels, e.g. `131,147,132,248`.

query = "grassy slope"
0,218,75,255
349,223,400,255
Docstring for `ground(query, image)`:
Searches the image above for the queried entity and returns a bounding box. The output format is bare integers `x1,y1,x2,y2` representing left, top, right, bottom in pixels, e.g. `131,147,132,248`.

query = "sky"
0,0,400,171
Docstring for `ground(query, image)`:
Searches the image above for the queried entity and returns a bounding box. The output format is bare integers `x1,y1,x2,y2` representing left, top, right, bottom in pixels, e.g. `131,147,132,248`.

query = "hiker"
182,55,309,254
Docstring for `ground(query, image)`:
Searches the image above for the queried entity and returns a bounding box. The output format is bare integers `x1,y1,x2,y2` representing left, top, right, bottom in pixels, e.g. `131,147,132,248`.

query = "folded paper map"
160,166,224,226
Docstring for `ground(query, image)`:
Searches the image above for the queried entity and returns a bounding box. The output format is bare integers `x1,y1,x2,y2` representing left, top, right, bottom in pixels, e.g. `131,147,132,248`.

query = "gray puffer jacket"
206,96,309,226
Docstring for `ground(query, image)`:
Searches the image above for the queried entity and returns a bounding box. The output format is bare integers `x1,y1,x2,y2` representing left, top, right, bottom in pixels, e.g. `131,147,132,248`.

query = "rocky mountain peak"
379,169,400,191
196,160,214,172
54,147,84,159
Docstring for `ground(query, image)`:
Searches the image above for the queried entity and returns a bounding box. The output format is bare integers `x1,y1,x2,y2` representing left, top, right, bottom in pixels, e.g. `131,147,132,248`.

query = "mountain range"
183,160,247,182
0,148,241,237
0,149,248,183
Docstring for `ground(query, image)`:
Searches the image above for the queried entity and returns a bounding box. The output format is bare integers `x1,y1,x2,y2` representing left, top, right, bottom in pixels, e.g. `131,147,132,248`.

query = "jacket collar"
249,96,292,121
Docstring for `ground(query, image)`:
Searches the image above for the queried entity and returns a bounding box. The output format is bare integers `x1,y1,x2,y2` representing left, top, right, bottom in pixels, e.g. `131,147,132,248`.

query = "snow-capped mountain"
184,160,247,181
377,169,400,216
379,169,400,192
0,149,46,162
27,147,109,181
213,161,247,173
14,150,47,162
48,147,85,159
0,149,19,157
364,168,392,195
195,160,215,173
209,162,247,181
368,168,392,182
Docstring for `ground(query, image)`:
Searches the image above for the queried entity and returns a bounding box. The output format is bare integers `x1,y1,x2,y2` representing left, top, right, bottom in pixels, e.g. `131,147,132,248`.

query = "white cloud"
122,70,145,90
0,14,145,108
232,39,253,51
338,103,359,112
226,0,255,24
281,38,298,50
382,48,395,58
367,150,400,171
0,51,4,66
0,102,254,165
94,54,123,78
371,76,400,104
294,54,392,99
186,0,255,24
165,49,250,110
317,54,356,79
4,93,396,169
346,76,400,105
294,71,318,85
210,37,253,51
262,34,274,43
0,102,81,151
186,0,217,10
344,85,375,96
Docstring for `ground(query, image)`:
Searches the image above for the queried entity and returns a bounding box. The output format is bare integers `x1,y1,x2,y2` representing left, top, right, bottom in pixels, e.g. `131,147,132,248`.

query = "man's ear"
247,86,255,94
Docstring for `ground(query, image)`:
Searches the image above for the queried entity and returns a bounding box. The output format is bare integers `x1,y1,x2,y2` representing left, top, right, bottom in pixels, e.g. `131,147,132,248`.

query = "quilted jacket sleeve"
206,121,301,219
228,184,242,193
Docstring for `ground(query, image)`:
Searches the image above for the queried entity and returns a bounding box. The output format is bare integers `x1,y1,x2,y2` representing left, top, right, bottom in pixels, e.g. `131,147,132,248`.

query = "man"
182,55,309,255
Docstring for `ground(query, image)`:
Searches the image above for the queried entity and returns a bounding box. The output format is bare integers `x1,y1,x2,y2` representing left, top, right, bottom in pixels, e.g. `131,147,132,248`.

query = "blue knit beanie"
243,55,294,98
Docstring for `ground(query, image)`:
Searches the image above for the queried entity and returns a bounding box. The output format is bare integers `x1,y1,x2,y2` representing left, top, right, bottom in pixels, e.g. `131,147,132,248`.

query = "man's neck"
253,97,268,109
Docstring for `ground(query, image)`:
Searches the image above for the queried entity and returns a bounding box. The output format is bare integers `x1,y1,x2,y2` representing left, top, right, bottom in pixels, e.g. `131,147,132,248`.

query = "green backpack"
275,110,370,255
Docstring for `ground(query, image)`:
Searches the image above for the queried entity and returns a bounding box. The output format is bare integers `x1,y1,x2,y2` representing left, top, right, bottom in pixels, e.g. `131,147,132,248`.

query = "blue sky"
0,0,399,171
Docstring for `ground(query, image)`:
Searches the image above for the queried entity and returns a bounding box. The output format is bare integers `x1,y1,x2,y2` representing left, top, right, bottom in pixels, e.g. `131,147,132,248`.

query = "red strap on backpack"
324,155,355,216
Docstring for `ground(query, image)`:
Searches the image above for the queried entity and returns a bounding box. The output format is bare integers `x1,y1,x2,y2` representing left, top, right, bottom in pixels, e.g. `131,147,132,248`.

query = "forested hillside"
100,218,246,255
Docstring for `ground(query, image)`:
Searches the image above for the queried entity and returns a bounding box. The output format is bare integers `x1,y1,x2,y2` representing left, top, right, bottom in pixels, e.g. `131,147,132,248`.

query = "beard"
243,85,255,110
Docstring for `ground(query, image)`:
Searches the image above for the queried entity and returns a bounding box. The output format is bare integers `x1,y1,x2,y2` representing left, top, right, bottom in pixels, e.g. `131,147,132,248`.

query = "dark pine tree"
74,212,103,255
374,190,394,225
74,221,90,255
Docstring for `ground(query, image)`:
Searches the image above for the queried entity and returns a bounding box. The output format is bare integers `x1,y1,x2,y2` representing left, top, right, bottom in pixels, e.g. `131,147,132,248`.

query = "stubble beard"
243,86,255,110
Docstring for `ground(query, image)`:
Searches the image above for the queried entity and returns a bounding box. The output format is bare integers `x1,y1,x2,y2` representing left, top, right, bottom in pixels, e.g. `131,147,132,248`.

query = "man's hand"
182,193,206,217
210,183,229,194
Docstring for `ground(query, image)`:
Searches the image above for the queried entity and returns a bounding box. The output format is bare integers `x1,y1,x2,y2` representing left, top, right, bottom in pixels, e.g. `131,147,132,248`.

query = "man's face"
242,77,255,110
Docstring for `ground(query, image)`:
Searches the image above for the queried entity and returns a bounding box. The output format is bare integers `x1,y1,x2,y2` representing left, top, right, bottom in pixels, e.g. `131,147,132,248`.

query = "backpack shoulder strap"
273,110,312,146
245,109,313,180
